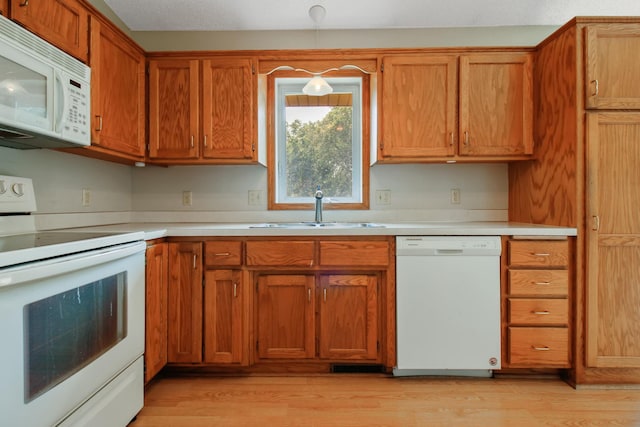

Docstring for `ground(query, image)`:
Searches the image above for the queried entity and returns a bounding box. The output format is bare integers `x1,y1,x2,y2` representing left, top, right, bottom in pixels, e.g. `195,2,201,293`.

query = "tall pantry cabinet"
509,18,640,385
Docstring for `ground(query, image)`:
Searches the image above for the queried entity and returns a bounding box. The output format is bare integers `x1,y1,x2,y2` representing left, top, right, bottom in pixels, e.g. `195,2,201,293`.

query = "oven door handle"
0,241,146,288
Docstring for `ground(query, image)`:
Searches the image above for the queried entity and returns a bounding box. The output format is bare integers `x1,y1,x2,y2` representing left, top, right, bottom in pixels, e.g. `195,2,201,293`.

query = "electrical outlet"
375,189,391,205
450,188,461,204
248,190,262,206
182,190,193,207
82,189,91,207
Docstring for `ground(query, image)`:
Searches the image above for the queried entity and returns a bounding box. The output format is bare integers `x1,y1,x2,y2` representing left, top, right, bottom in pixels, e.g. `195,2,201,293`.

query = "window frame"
267,69,370,211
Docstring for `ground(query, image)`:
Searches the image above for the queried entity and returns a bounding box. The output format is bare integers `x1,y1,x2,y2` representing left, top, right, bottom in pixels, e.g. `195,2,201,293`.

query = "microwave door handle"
54,71,66,132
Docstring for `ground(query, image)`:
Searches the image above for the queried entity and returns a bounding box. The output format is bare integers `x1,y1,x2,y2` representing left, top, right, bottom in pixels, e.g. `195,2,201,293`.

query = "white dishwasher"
394,236,502,377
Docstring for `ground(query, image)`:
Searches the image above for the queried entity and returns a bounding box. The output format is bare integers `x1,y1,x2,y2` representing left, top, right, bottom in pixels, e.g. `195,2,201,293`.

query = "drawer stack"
506,239,570,367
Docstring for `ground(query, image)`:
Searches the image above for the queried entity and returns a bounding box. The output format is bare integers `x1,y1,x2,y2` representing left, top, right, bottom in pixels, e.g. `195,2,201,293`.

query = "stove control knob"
12,183,24,197
0,180,6,194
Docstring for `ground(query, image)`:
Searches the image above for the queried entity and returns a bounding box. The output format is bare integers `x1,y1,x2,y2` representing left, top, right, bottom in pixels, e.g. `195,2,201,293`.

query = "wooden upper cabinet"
459,53,533,157
10,0,88,62
202,58,256,161
148,59,200,160
381,55,457,159
0,1,8,16
585,24,640,109
148,56,257,163
89,17,145,159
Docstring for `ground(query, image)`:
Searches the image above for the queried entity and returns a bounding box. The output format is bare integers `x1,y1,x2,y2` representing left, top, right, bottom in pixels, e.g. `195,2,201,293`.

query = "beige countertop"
70,221,577,240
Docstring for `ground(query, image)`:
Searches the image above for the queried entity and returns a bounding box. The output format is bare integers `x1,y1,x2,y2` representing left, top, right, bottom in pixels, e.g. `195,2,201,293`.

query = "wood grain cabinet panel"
459,53,533,157
509,240,568,267
508,298,568,325
205,241,242,267
508,270,568,296
0,1,8,16
167,242,203,363
319,240,389,267
586,112,640,368
202,58,256,161
319,275,378,360
509,327,569,366
145,242,168,383
89,16,145,160
148,59,200,160
10,0,88,61
246,240,315,267
585,24,640,109
204,269,245,364
380,55,457,158
256,274,315,359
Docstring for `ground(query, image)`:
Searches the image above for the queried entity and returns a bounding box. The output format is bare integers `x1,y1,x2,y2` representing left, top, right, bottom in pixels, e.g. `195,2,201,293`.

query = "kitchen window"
267,72,370,210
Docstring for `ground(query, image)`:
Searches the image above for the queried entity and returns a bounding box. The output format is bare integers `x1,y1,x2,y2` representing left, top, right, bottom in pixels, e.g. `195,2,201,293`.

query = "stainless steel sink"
249,222,385,229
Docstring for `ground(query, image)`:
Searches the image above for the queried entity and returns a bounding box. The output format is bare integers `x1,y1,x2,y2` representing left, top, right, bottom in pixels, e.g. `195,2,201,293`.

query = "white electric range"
0,175,146,427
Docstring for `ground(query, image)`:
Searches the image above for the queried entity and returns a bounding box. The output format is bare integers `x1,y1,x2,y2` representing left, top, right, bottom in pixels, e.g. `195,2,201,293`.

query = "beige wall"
86,0,556,52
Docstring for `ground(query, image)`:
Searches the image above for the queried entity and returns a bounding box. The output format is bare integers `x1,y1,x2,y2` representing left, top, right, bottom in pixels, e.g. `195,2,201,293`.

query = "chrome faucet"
314,186,323,223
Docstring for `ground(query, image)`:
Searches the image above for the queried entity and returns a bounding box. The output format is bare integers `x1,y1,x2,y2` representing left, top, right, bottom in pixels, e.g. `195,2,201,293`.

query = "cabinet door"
202,58,256,161
0,1,8,16
586,112,640,367
204,270,245,364
256,275,315,359
10,0,88,62
89,17,145,159
145,243,168,383
459,53,533,157
148,59,200,159
381,55,457,158
319,275,378,360
168,242,203,363
585,24,640,109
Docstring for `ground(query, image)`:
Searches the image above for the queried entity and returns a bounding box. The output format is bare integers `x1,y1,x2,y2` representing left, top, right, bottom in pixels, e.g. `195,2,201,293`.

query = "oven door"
0,241,146,427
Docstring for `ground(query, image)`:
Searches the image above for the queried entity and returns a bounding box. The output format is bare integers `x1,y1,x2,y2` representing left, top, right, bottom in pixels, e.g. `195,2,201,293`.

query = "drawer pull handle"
214,252,231,256
535,281,551,285
533,253,550,257
532,310,551,315
532,346,550,351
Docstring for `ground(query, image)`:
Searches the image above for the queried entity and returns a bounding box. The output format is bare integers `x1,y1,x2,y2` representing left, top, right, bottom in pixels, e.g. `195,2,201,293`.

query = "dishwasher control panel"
396,236,502,256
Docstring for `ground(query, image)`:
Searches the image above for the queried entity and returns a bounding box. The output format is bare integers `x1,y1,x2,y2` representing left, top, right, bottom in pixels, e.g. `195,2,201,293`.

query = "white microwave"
0,14,90,149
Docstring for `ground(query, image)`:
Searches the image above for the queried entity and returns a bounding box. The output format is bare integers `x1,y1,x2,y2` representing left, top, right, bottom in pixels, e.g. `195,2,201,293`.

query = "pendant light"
304,5,332,96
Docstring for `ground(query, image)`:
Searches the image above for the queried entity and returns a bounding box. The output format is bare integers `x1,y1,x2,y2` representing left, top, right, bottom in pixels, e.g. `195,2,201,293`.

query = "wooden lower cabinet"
167,242,203,363
503,238,571,368
319,274,378,360
145,242,168,383
204,269,246,364
256,274,316,359
255,273,380,362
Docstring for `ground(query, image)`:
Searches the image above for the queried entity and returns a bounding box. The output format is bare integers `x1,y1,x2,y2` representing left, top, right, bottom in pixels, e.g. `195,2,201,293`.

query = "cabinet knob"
19,0,28,6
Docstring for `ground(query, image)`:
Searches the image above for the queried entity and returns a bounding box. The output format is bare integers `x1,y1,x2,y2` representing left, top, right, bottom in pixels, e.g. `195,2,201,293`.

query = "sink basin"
249,222,385,229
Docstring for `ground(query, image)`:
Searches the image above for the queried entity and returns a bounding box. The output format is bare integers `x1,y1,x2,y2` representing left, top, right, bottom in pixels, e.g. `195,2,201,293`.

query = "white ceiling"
103,0,640,32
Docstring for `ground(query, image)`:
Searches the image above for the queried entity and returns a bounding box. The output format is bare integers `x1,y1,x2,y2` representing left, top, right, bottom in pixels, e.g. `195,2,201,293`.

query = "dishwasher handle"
435,249,464,255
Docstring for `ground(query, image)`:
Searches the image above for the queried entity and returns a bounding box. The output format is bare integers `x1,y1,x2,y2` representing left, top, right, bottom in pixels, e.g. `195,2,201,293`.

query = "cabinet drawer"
509,327,569,366
205,241,242,266
320,240,389,267
246,241,315,267
509,240,568,267
508,298,568,325
508,270,568,296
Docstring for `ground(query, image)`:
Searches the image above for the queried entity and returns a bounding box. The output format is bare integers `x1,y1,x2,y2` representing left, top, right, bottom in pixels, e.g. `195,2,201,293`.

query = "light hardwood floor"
131,375,640,427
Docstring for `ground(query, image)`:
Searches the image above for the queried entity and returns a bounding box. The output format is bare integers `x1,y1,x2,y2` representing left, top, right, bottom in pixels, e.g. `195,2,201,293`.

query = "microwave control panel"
61,73,90,146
